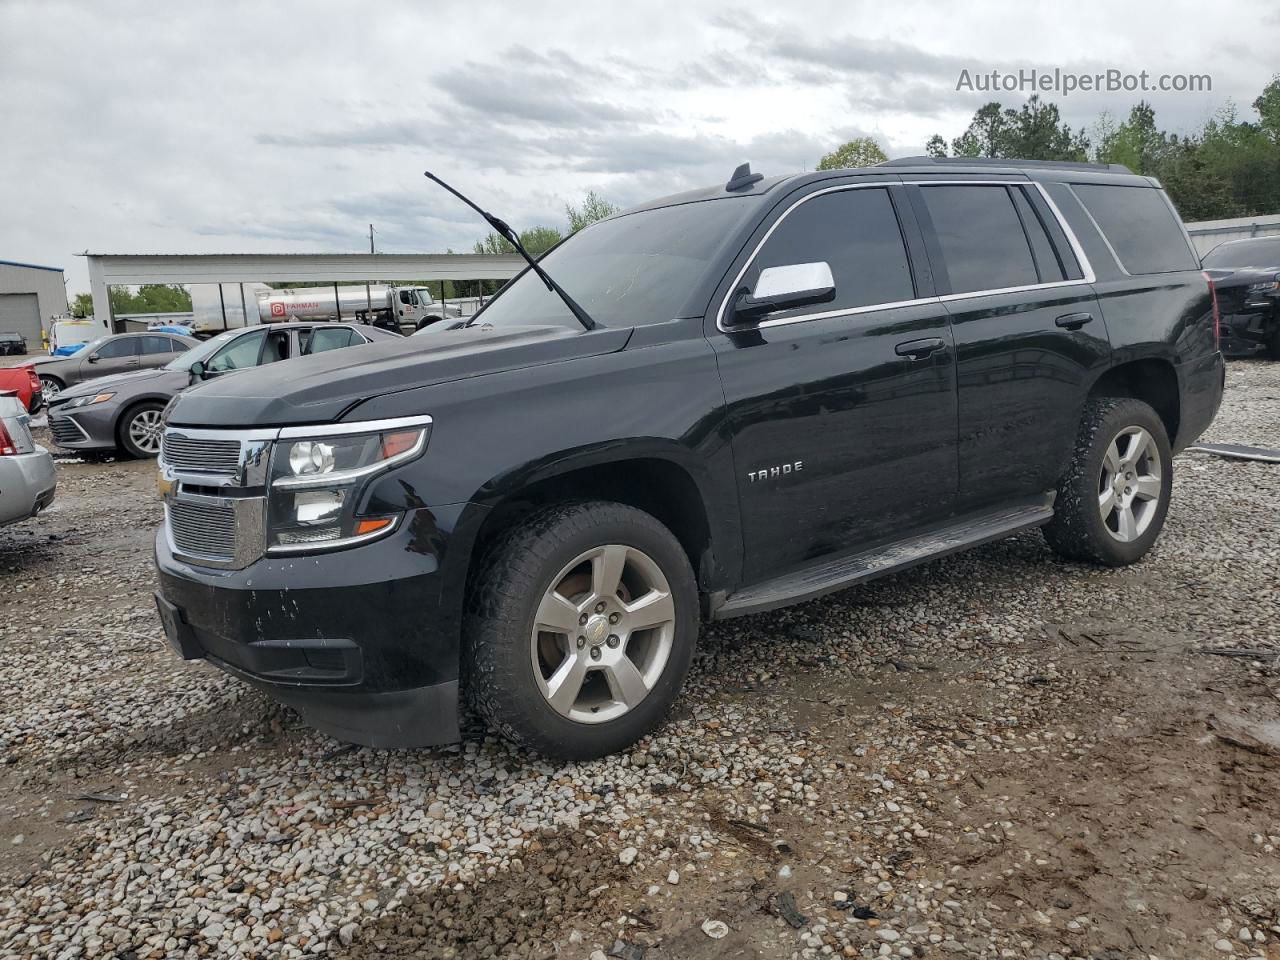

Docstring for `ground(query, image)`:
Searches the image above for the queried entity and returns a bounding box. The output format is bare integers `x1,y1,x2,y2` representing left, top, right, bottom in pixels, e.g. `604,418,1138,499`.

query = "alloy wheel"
1098,425,1162,542
530,543,676,724
127,409,164,455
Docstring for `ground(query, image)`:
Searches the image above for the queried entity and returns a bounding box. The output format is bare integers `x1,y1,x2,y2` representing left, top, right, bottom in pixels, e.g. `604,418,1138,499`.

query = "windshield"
469,198,758,329
163,328,244,370
1203,238,1280,269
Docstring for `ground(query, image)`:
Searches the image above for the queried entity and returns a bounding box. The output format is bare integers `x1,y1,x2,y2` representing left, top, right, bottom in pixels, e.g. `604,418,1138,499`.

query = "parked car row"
47,322,401,458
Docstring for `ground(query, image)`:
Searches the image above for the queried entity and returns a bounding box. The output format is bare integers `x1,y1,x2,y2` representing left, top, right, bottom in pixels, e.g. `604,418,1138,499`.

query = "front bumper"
154,503,475,748
0,446,56,526
47,404,120,451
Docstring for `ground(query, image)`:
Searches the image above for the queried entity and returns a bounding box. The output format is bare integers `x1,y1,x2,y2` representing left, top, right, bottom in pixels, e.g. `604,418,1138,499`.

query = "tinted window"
207,330,265,372
93,337,139,359
140,335,179,355
472,198,760,329
1202,237,1280,269
920,186,1039,294
1072,184,1198,274
1010,187,1066,283
302,327,358,354
750,188,915,316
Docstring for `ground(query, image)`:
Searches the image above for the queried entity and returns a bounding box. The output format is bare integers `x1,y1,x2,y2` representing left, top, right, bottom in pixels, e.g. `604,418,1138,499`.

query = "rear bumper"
0,446,56,526
1173,351,1225,453
153,503,479,748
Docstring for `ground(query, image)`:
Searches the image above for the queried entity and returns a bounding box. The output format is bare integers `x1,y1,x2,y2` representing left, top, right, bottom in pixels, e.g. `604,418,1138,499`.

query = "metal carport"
80,253,526,333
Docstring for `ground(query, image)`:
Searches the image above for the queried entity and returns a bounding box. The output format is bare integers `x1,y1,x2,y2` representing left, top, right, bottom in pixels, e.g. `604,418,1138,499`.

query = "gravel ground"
1,361,1279,960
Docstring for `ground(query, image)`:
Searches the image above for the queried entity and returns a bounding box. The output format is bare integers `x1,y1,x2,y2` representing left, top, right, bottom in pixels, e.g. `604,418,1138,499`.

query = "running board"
714,495,1056,620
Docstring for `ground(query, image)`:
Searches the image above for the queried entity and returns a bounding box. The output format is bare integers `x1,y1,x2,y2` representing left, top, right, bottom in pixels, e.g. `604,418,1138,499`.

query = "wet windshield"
1202,238,1280,269
163,328,243,371
469,198,759,329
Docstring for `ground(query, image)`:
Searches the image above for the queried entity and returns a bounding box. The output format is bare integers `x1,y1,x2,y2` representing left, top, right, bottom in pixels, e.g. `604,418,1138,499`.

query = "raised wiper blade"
423,171,597,331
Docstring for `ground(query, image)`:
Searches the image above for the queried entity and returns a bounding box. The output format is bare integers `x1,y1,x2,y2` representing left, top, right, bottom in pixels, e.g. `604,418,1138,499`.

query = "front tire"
465,501,698,760
117,401,166,459
1043,398,1173,566
1266,323,1280,360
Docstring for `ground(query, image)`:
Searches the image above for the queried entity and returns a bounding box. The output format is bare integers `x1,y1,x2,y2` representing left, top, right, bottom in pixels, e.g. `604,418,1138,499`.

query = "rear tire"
1043,398,1172,566
465,501,698,760
117,401,166,459
1266,323,1280,360
37,375,63,400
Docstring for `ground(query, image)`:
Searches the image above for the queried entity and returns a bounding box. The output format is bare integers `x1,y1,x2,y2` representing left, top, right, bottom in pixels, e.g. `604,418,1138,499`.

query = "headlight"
265,417,431,554
1247,275,1280,293
62,392,115,409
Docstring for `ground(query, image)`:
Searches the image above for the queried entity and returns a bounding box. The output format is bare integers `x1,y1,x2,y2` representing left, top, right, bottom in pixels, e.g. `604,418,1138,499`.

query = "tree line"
818,74,1280,223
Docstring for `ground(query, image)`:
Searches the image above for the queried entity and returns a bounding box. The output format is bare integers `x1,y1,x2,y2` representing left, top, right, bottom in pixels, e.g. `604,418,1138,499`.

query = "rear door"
709,181,959,585
138,335,186,370
907,181,1109,509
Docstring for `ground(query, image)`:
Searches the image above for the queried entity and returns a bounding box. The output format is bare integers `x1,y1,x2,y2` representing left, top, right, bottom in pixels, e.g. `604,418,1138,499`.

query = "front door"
80,336,140,381
709,183,959,585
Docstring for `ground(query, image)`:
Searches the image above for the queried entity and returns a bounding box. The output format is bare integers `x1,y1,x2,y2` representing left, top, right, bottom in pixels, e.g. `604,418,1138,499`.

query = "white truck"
256,284,463,332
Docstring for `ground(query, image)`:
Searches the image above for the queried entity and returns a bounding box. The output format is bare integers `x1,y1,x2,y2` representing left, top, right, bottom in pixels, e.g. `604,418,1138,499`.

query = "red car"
0,366,43,414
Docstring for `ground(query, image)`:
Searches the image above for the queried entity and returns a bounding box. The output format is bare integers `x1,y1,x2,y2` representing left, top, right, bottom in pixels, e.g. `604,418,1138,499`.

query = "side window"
398,289,417,305
261,330,290,364
1010,187,1066,283
93,338,139,359
750,187,915,316
918,185,1039,294
1071,184,1199,275
302,327,357,355
206,330,265,372
140,335,178,355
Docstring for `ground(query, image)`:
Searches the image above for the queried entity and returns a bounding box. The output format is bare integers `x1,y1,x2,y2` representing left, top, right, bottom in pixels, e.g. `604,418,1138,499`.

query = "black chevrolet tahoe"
154,158,1225,760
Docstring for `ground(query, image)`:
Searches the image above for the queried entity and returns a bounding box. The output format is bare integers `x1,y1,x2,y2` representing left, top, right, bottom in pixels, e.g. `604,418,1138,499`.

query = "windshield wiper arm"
423,171,597,331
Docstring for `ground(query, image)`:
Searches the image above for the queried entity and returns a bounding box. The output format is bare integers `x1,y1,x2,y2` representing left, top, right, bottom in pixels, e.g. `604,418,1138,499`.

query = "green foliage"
69,284,192,318
816,137,888,170
940,96,1088,161
565,191,618,233
926,85,1280,221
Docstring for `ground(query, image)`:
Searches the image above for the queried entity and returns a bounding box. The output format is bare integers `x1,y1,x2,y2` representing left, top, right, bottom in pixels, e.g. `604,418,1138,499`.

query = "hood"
55,367,182,400
26,354,67,367
169,323,634,427
1204,266,1280,287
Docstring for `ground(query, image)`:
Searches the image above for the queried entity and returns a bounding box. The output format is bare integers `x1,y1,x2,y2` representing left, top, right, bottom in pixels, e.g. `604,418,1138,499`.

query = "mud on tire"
1043,398,1173,566
464,500,698,760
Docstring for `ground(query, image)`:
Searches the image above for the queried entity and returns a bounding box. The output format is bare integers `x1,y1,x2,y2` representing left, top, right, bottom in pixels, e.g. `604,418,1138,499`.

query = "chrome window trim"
278,414,434,439
715,179,1098,333
1064,183,1130,277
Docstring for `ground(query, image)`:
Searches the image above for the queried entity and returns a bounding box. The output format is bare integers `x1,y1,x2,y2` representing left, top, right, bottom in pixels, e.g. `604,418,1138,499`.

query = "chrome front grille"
160,426,275,569
161,433,243,475
49,415,86,445
168,499,238,561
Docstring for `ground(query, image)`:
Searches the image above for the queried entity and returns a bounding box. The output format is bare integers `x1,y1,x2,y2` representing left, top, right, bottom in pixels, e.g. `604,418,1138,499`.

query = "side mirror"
86,353,100,363
731,262,836,324
188,360,207,383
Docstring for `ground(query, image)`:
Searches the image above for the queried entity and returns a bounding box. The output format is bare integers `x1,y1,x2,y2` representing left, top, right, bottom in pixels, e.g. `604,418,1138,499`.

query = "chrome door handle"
894,337,945,360
1055,312,1093,330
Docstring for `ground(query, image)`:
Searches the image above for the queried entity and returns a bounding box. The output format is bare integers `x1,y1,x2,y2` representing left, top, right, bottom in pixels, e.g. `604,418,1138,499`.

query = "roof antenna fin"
725,162,764,192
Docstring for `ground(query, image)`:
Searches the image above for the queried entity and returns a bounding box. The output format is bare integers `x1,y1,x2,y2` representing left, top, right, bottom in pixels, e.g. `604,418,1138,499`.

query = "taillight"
0,418,15,456
1203,271,1221,349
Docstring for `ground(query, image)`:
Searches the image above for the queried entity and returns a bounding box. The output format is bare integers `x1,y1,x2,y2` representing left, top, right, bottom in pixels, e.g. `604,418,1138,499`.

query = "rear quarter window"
1071,184,1198,275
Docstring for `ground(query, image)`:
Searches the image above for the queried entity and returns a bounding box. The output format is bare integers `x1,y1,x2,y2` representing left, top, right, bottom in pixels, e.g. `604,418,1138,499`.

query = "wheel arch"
1086,358,1181,448
463,452,724,610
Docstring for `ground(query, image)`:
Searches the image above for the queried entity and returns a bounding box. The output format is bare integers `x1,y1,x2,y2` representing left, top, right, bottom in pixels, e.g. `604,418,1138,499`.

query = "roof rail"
880,156,1133,174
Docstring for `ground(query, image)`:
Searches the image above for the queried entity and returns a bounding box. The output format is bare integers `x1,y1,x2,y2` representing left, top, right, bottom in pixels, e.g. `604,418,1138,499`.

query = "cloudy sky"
2,0,1276,295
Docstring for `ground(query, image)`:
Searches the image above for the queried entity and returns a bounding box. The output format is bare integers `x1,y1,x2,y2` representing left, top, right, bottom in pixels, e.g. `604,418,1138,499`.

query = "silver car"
0,393,55,527
47,322,402,458
28,331,197,400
